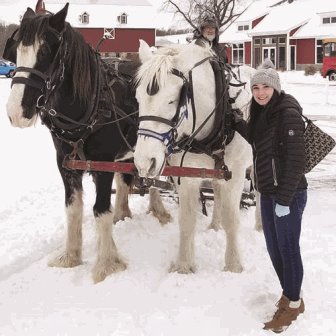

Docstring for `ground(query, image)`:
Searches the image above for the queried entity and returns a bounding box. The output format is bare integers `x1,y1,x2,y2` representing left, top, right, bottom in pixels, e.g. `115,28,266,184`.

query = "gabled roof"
219,0,336,43
0,0,154,27
219,0,279,43
44,2,155,28
235,0,279,22
292,0,336,39
46,0,151,5
248,0,314,36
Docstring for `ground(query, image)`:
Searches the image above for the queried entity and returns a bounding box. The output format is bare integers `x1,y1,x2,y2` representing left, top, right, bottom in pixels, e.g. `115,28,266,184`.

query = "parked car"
0,59,16,78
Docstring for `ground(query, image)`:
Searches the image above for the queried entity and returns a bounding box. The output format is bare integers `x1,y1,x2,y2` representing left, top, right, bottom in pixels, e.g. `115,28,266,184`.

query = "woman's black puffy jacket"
235,92,307,206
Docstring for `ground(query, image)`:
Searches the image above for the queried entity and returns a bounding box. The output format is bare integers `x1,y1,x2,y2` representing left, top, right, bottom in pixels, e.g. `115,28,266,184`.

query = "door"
290,45,296,70
262,47,276,66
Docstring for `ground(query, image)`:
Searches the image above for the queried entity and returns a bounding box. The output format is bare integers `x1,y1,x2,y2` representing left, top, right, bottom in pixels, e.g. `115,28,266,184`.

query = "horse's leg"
207,180,222,231
92,172,126,283
48,168,84,268
216,174,244,273
113,173,132,223
169,180,199,274
148,187,172,225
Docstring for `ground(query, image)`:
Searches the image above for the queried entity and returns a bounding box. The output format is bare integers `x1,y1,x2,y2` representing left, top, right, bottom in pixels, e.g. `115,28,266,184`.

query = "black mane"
18,12,95,105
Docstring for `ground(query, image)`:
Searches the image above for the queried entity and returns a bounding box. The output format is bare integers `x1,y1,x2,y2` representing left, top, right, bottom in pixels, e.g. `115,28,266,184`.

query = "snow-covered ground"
0,71,335,336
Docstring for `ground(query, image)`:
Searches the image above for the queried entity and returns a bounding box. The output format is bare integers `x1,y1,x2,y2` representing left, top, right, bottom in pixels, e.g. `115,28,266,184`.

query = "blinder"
3,29,18,64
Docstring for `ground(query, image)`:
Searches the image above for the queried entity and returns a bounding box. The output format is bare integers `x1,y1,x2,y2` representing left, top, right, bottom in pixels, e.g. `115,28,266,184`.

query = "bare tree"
162,0,252,32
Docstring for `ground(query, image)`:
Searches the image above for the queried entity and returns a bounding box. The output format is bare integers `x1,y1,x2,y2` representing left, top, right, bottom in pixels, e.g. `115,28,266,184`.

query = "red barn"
40,0,156,59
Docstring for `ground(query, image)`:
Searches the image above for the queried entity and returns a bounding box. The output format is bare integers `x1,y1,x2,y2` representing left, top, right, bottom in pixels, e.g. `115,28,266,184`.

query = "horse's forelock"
136,54,174,91
136,43,212,92
18,15,50,46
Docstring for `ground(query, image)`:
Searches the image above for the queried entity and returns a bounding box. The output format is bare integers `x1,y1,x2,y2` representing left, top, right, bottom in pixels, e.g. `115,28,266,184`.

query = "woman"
233,59,307,333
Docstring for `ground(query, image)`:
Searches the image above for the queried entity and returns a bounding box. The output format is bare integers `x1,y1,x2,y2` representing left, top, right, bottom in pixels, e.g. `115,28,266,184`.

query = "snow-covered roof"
249,0,336,37
292,0,336,39
219,0,279,43
220,0,336,42
0,0,155,28
248,0,314,36
46,0,151,5
236,0,279,22
45,2,155,29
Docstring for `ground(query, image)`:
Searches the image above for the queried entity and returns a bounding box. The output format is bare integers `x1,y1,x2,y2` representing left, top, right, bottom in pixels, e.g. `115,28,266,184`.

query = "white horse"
134,40,256,273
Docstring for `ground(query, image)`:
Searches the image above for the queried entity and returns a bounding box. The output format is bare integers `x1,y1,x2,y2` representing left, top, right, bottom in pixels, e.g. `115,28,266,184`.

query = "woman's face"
252,84,274,106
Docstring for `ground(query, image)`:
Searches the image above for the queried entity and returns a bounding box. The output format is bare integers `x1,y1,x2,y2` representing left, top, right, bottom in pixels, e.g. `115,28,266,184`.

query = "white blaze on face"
6,40,41,128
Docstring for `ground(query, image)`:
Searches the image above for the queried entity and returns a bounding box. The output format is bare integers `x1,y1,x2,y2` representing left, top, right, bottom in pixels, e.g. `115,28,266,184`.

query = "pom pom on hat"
250,59,281,94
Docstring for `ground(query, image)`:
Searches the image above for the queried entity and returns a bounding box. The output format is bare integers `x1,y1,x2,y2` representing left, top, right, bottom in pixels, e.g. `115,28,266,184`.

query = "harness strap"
11,77,45,90
14,66,49,80
139,115,176,128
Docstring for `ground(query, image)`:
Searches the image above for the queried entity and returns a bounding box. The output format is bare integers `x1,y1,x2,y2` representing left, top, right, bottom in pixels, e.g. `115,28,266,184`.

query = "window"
238,25,249,31
324,42,336,57
262,37,276,45
279,46,286,69
232,43,244,64
117,12,128,24
254,38,261,45
279,37,286,44
79,12,89,24
254,47,261,68
322,16,336,24
316,39,323,63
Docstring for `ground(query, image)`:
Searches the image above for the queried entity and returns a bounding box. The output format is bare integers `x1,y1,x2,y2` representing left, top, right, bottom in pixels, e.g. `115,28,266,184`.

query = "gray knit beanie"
250,59,281,94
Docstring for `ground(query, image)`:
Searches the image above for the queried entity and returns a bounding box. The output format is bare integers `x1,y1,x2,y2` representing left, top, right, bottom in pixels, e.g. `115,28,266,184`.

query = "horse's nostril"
8,116,12,124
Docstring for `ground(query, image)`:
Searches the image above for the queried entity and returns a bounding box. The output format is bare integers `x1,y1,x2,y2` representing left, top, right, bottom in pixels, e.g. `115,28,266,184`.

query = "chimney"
35,0,46,14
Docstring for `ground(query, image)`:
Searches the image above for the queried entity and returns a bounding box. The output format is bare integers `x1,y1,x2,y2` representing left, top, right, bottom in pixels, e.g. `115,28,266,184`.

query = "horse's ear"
49,2,69,32
138,39,153,63
22,7,36,20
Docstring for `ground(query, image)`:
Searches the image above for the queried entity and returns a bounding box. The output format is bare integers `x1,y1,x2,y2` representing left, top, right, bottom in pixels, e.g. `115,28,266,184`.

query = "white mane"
136,43,215,90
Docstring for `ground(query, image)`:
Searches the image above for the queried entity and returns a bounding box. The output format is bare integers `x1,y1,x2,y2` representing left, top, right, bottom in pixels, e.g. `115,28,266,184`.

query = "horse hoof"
169,262,196,274
48,252,82,268
207,222,222,231
113,210,132,224
92,258,127,283
149,210,172,225
223,264,243,273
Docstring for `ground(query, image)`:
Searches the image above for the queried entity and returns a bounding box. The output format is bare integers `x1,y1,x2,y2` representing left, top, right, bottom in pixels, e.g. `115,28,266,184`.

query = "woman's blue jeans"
260,190,307,301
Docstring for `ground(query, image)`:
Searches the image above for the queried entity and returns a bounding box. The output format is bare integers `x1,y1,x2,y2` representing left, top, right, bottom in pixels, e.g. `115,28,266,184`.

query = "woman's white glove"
275,203,290,217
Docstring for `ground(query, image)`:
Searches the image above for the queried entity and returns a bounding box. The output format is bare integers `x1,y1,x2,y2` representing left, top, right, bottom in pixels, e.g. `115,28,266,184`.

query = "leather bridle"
137,56,214,156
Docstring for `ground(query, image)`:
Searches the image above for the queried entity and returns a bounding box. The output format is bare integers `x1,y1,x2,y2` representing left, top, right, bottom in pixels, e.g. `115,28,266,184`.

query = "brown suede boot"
277,294,305,314
263,295,304,333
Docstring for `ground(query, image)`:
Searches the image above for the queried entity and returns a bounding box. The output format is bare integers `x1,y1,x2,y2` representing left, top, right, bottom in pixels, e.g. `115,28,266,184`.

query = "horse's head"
134,40,216,177
6,3,69,128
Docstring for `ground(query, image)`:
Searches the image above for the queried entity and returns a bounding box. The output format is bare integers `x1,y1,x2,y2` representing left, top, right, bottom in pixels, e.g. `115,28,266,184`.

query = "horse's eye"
168,100,176,104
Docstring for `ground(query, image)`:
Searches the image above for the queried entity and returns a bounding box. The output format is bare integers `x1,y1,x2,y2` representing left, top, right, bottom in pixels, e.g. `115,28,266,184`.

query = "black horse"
5,3,170,283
